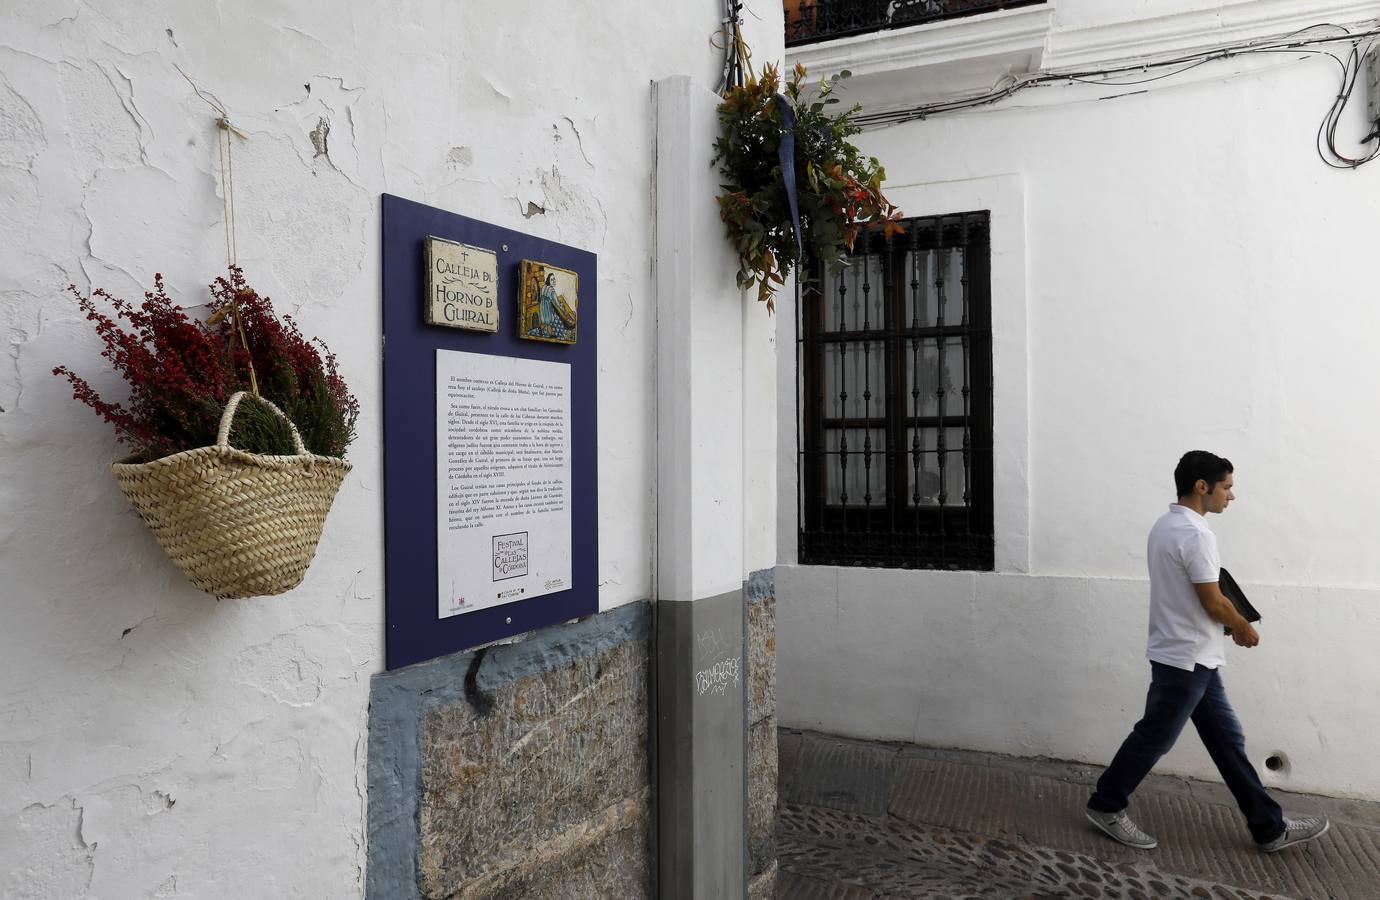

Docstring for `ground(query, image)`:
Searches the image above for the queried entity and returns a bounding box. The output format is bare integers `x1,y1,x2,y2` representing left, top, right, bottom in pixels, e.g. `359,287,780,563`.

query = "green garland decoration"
713,62,905,311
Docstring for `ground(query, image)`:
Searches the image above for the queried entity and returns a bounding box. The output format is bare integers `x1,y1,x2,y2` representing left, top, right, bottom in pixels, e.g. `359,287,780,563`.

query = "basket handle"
217,391,308,455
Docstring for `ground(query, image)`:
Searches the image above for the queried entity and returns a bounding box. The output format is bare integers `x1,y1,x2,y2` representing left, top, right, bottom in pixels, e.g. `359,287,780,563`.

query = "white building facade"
0,2,780,896
778,0,1380,801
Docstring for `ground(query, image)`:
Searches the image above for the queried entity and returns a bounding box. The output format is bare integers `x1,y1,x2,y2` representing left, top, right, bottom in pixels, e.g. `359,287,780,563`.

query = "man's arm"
1192,581,1259,647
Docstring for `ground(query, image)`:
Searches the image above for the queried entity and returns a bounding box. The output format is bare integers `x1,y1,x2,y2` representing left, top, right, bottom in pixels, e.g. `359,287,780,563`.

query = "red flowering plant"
713,62,905,311
53,267,358,462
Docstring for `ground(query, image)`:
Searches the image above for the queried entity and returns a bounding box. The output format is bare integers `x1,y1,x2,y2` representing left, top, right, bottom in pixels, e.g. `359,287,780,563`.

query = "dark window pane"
903,248,963,328
904,336,965,418
824,340,887,420
823,253,886,331
905,427,966,507
824,427,889,505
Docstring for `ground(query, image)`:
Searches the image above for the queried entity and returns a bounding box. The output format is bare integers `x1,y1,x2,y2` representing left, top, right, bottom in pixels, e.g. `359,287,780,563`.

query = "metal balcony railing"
785,0,1046,47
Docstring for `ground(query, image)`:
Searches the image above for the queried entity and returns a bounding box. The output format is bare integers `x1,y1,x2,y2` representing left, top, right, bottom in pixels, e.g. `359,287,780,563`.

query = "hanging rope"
174,64,258,396
216,116,239,266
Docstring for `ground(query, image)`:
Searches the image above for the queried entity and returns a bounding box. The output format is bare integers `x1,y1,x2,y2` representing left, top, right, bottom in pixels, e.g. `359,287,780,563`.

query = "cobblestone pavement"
777,729,1380,899
778,802,1290,899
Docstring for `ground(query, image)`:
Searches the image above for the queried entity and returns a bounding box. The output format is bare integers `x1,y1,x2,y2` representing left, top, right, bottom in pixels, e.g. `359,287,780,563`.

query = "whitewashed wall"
779,0,1380,800
0,1,781,896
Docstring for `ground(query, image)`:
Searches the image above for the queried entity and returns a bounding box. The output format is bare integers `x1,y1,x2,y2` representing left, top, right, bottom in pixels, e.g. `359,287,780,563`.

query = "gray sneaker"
1085,809,1158,849
1258,815,1330,853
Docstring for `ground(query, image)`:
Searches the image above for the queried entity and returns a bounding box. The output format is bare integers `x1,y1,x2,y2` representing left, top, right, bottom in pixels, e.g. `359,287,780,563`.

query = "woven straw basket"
111,391,351,599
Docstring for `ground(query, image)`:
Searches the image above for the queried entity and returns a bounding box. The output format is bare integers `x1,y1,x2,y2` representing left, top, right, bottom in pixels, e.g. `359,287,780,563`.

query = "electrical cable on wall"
1314,42,1379,168
716,0,751,93
849,21,1380,170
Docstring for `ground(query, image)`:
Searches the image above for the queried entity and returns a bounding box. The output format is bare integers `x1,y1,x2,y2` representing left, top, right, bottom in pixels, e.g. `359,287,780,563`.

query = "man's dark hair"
1174,450,1233,498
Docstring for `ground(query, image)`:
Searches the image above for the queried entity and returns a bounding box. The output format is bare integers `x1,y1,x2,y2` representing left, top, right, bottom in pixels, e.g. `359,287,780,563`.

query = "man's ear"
1195,478,1209,496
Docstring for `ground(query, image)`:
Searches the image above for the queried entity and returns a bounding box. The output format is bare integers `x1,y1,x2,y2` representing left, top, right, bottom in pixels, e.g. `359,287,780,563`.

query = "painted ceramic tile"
518,259,578,345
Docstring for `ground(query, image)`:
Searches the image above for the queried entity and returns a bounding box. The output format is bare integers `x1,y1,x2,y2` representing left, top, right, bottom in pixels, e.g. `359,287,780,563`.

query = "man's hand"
1195,581,1259,647
1228,622,1259,648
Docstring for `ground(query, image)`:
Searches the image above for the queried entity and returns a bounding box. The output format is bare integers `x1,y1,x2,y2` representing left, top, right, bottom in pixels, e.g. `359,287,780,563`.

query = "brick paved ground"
777,730,1380,899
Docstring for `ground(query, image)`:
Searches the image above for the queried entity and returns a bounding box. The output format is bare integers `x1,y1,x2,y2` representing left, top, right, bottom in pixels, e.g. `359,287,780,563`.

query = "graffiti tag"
694,655,741,696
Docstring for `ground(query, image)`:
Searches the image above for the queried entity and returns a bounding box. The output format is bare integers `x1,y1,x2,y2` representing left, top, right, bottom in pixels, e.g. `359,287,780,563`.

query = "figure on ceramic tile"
519,260,578,345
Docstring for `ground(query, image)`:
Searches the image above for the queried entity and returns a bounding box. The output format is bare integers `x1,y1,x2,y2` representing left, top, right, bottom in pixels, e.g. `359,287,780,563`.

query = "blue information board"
381,194,598,670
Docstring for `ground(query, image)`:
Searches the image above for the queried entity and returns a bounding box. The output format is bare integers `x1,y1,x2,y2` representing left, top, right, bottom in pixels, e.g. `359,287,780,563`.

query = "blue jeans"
1088,662,1285,844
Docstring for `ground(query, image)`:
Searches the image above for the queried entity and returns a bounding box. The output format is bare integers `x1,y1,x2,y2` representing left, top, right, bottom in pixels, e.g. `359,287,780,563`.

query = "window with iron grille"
785,1,1047,47
797,211,993,570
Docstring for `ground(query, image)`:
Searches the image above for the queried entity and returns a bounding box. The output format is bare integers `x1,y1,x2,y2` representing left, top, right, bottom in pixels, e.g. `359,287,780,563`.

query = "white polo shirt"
1146,504,1225,671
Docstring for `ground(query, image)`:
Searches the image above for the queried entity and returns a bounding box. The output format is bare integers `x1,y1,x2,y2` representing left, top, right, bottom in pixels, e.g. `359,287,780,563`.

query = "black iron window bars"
798,211,993,570
785,0,1046,47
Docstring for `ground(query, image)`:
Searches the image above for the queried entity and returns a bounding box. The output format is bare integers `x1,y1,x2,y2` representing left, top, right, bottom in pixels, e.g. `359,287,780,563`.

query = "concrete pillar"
653,75,747,899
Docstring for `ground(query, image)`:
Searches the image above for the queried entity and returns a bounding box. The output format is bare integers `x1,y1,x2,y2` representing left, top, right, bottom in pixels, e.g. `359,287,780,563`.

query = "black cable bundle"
718,0,748,94
849,20,1380,170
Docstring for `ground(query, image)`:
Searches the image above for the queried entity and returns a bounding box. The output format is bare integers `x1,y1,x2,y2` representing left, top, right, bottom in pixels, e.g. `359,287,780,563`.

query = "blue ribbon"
775,93,803,260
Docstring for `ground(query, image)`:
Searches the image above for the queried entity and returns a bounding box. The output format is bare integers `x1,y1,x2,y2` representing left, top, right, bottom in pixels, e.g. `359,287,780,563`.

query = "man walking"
1085,451,1329,852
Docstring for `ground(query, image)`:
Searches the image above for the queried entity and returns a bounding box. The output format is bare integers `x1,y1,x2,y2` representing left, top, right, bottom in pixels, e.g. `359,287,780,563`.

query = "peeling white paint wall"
778,1,1380,800
0,1,782,896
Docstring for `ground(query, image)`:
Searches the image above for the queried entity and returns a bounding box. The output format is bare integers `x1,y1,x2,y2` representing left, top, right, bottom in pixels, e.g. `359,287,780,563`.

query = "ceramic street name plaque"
424,236,499,332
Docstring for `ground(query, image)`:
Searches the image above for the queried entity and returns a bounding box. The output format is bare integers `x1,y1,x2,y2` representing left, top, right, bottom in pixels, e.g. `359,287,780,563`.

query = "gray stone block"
746,568,775,602
746,860,777,900
746,591,776,728
418,640,650,897
748,719,778,878
744,569,779,892
367,603,654,900
443,791,653,899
